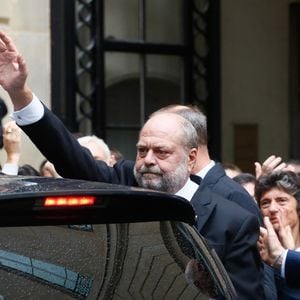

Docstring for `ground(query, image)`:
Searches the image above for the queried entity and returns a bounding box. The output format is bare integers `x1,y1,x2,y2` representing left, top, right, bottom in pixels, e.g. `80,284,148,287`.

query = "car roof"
0,175,196,226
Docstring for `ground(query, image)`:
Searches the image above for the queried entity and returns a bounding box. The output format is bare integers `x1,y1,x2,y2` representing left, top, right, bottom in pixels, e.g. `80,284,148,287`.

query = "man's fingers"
0,39,6,52
262,156,282,172
263,216,277,237
271,156,281,165
254,162,262,179
273,162,287,171
262,155,276,166
266,156,282,168
258,155,287,177
17,55,27,74
277,207,289,227
0,32,18,52
259,226,267,236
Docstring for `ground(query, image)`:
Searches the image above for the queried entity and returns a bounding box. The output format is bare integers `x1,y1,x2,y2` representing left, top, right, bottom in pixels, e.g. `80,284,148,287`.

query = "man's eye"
156,150,168,158
138,148,147,157
278,198,287,204
260,201,269,208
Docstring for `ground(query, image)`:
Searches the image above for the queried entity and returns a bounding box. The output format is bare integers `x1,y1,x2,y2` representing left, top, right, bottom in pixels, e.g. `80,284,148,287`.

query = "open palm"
0,32,28,92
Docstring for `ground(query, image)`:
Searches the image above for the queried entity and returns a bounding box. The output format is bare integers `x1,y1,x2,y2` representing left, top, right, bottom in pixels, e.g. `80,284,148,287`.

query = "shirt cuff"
11,93,45,126
2,163,19,175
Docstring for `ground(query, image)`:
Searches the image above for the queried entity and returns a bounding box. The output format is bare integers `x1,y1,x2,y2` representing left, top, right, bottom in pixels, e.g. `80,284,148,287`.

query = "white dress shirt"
11,94,44,126
175,178,199,201
196,160,215,179
1,163,19,175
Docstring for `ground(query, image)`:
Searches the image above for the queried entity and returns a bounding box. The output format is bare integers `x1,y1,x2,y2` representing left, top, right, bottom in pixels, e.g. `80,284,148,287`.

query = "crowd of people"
0,31,300,299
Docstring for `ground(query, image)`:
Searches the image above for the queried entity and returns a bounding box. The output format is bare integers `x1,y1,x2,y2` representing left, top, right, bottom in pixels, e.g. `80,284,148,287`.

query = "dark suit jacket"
199,165,277,298
200,163,263,223
22,106,137,184
21,107,265,298
191,184,264,300
285,250,300,288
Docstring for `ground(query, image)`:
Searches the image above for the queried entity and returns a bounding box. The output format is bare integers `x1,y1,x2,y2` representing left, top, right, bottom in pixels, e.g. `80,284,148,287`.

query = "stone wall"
0,0,50,170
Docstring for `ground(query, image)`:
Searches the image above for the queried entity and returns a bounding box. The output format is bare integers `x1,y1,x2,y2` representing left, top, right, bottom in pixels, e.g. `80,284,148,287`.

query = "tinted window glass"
0,221,234,299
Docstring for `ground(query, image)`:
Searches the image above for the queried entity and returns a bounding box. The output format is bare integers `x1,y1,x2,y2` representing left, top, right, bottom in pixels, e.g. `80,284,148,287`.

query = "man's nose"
269,201,279,212
144,150,156,165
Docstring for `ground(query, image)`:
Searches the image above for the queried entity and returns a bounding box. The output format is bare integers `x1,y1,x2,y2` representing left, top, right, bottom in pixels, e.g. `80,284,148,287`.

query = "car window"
0,221,235,299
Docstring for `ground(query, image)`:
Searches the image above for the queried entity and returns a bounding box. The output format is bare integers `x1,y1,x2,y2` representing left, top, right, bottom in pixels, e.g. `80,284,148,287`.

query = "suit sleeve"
224,214,265,300
263,263,277,300
227,190,263,224
20,106,136,185
285,250,300,288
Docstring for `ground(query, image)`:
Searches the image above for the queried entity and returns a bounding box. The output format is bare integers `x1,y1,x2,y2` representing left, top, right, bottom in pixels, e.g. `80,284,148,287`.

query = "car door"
0,221,235,299
0,175,236,299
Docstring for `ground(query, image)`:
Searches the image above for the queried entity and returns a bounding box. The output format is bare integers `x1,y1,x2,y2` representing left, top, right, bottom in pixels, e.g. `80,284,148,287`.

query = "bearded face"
134,112,197,194
134,158,189,194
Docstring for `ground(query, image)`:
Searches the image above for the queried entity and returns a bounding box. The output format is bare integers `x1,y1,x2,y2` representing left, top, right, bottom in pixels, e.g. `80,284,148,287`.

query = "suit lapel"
191,185,217,231
200,163,224,187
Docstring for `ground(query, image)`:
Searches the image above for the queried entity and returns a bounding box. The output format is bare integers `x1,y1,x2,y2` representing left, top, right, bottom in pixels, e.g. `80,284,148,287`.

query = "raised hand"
0,32,32,110
275,207,295,250
254,155,287,179
258,216,285,266
0,32,27,91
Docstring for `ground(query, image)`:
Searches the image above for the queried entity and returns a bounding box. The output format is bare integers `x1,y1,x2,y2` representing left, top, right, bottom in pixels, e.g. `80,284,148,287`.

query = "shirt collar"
175,178,199,201
196,160,215,179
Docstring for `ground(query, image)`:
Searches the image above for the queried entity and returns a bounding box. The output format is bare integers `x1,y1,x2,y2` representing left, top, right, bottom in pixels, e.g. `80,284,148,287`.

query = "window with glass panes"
50,0,221,160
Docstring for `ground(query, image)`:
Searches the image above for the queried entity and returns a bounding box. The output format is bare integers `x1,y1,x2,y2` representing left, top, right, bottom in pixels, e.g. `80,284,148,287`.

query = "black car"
0,175,236,299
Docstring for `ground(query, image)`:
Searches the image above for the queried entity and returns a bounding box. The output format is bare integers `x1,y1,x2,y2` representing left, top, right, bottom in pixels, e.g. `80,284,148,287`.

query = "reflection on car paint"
102,222,221,299
0,180,38,193
0,249,93,298
0,222,235,299
68,224,93,232
161,222,218,298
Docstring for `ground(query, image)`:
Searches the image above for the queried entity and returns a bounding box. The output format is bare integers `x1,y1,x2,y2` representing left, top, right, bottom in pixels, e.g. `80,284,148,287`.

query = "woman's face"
259,187,300,231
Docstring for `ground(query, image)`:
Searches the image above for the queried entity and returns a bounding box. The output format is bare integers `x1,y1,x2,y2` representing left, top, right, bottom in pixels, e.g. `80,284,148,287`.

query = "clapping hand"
258,211,295,267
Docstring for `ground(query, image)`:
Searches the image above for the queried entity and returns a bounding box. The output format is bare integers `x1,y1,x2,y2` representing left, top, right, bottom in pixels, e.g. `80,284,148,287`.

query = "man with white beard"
133,112,199,196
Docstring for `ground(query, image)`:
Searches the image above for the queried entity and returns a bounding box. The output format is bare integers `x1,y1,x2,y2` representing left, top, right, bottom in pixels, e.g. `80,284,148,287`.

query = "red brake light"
44,196,95,207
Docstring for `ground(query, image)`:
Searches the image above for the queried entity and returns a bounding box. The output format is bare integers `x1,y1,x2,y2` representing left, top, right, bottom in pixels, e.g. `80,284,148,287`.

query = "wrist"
8,85,33,111
6,154,21,165
271,249,285,270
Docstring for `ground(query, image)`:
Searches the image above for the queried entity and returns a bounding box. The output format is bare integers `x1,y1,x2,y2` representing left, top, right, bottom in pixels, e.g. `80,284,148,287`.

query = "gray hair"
147,112,199,153
152,104,207,145
178,115,199,152
78,135,111,162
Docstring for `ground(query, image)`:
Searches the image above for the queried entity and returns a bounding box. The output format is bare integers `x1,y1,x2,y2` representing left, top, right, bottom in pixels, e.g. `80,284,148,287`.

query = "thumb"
17,54,27,74
254,162,262,179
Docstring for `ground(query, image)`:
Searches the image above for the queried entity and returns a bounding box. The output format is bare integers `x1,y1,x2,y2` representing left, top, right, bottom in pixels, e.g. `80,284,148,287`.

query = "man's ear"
188,148,198,172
